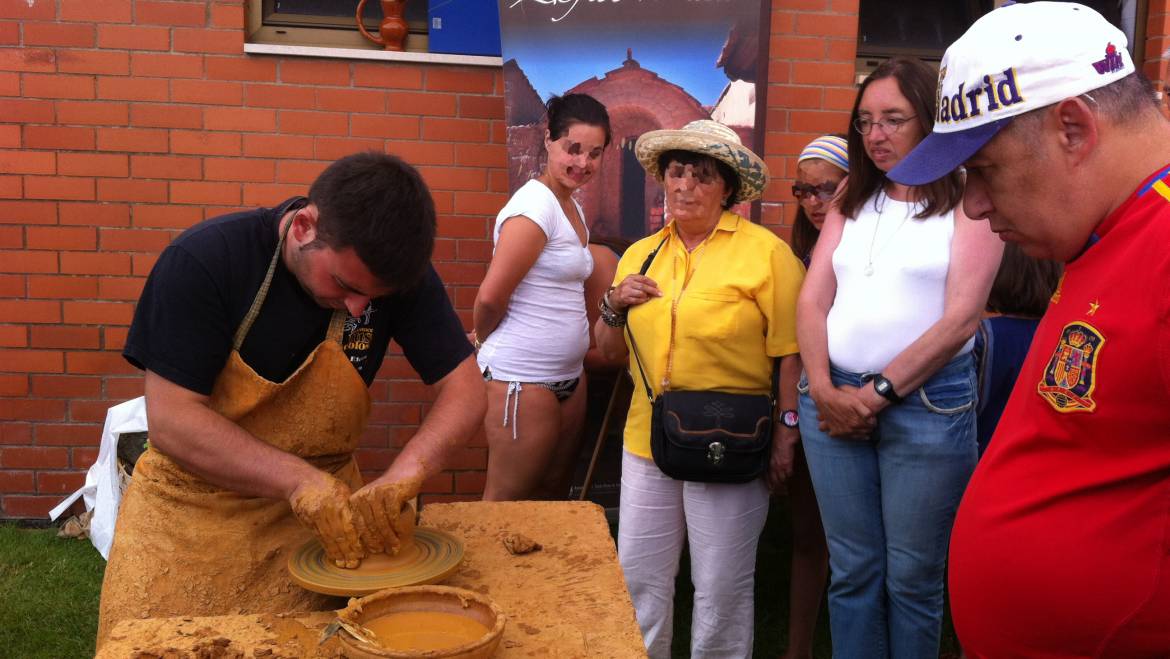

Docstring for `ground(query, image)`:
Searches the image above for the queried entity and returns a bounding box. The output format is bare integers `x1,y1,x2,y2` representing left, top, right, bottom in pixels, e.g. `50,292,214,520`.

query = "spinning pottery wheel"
288,528,464,597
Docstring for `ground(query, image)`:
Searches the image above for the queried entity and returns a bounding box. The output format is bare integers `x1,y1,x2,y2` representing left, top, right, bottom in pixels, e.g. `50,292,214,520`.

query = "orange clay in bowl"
336,585,505,659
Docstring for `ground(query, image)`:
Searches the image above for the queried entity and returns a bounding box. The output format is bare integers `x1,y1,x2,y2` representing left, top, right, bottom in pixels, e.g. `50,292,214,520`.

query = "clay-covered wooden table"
98,501,646,658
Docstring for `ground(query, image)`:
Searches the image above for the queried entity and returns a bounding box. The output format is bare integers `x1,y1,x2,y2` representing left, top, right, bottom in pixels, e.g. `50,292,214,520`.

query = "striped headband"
798,135,849,173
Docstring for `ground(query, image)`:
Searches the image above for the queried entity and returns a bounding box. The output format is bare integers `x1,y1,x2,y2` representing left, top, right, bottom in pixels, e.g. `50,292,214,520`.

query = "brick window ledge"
243,43,502,68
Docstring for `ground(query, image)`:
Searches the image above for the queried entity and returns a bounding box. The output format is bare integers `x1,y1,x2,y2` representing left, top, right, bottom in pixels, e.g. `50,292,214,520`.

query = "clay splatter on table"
98,501,646,658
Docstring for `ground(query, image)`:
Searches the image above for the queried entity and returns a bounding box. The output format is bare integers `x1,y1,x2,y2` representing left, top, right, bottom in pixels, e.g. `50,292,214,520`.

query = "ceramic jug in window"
356,0,408,51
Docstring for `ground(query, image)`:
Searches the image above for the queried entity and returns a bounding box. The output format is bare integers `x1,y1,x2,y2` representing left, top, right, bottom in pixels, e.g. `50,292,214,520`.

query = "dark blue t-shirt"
973,315,1041,453
124,198,472,395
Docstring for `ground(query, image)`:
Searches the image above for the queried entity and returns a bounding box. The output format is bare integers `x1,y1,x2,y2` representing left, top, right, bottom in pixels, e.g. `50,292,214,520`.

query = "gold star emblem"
1087,300,1100,316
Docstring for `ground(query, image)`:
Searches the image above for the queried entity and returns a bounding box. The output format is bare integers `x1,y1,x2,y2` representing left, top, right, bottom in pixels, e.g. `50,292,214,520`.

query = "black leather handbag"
624,237,776,484
648,387,775,483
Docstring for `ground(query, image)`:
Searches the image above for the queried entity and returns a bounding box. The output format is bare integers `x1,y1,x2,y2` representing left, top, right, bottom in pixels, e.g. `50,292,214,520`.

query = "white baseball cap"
889,1,1134,186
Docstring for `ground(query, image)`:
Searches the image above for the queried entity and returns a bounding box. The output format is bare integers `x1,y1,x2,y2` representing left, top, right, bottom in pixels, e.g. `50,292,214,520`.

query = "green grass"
0,524,105,659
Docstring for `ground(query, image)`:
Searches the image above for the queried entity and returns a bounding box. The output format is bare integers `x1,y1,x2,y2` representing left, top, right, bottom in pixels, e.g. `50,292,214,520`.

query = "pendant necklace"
864,191,912,277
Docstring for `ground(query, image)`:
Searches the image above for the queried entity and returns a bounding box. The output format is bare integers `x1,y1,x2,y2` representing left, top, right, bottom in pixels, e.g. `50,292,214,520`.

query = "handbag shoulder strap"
625,235,668,403
625,233,782,408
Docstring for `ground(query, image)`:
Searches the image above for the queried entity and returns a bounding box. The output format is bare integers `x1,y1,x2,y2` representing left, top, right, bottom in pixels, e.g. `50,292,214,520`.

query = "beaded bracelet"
599,288,627,327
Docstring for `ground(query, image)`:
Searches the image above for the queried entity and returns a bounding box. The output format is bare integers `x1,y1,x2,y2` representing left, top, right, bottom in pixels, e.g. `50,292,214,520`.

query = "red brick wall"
0,0,865,519
1144,0,1170,117
762,0,859,233
0,0,509,517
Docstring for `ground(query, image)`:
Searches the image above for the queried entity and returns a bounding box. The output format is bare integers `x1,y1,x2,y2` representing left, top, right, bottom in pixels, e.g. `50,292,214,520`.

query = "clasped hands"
289,471,421,569
811,383,886,440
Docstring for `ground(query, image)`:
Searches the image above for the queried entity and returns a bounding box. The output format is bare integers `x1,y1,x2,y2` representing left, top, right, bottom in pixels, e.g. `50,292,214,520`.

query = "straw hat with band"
635,119,770,203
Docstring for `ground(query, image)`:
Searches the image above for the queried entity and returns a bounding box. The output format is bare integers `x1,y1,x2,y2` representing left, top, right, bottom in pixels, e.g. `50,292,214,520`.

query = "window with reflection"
858,0,1139,61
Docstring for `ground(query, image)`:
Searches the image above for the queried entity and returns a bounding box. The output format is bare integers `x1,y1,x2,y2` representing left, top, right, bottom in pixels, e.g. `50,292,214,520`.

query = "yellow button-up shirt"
615,211,805,459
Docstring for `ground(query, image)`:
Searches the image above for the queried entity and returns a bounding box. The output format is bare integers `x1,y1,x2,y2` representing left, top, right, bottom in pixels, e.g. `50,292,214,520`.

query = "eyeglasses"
852,115,917,135
791,182,838,202
664,162,719,185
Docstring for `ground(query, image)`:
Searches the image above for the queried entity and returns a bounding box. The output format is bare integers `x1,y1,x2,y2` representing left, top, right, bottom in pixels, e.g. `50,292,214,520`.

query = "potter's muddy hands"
289,473,365,569
350,474,422,556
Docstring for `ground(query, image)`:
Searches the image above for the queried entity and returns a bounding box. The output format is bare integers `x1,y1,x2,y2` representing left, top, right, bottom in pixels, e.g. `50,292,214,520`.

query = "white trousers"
617,450,770,658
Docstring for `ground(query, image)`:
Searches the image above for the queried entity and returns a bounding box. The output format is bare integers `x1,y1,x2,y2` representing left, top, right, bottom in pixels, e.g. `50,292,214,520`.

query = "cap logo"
1092,43,1124,74
935,66,947,122
936,68,1023,125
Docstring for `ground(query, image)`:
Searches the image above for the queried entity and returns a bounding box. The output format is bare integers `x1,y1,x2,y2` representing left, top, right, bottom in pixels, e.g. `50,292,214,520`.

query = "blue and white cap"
889,2,1134,186
798,135,849,173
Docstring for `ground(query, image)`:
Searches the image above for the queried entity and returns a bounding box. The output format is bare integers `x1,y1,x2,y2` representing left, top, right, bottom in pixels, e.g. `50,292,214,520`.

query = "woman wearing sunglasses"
791,134,849,266
795,58,1003,658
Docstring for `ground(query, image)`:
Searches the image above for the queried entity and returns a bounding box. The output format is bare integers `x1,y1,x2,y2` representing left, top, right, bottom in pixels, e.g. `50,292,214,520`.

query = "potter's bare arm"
365,354,485,488
349,355,482,554
144,369,321,498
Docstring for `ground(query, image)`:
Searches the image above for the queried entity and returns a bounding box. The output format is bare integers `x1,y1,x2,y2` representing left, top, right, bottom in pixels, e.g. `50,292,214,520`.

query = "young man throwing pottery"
97,152,485,644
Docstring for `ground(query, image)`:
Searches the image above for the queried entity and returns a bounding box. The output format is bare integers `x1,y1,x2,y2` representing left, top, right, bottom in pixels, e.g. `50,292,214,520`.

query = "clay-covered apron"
97,216,370,645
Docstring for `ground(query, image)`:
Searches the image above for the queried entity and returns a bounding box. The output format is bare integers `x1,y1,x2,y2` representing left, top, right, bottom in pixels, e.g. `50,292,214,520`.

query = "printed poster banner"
497,0,770,241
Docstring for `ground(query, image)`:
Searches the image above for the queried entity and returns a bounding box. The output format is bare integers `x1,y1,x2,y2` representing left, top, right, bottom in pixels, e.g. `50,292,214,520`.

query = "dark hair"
656,149,741,210
547,93,612,148
986,242,1063,318
839,57,964,220
791,208,818,263
791,133,848,261
307,151,436,290
1082,71,1159,121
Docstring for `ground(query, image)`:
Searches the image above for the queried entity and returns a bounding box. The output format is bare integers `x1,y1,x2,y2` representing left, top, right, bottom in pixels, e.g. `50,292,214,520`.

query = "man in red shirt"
890,2,1170,656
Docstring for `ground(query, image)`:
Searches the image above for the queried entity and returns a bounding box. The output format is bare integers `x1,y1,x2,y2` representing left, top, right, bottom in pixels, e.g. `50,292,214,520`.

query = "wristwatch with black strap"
871,373,903,404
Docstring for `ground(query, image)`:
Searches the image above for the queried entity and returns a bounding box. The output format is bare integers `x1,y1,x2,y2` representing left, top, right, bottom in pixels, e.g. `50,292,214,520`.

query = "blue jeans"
798,354,978,659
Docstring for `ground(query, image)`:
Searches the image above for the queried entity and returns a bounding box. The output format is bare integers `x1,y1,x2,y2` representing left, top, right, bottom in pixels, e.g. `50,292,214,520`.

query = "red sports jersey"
950,165,1170,658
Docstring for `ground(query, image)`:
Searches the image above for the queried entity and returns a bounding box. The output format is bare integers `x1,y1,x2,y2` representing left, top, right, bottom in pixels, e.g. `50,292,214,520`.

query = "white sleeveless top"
826,191,973,373
476,179,593,382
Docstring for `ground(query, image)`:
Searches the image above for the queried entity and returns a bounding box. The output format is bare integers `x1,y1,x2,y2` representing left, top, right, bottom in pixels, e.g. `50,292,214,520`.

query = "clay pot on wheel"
356,0,410,52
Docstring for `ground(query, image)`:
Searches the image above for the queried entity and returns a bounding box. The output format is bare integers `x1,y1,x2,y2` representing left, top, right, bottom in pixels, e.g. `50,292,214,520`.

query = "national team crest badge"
1037,321,1105,413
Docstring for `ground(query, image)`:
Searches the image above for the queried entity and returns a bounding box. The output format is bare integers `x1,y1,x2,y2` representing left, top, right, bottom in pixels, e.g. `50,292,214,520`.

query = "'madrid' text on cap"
936,68,1023,125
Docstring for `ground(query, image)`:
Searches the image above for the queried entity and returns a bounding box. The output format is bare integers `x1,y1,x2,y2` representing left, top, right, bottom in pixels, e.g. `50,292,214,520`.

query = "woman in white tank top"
794,58,1003,658
472,94,610,501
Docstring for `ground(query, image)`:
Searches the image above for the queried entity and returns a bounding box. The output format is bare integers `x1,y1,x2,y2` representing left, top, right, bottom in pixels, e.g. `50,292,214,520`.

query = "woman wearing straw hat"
595,119,805,656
